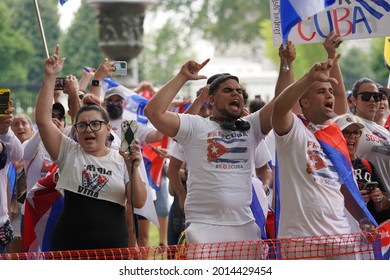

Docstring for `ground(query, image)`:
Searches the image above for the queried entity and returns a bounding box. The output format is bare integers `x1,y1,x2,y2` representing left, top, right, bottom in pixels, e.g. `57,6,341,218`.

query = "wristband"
91,80,101,87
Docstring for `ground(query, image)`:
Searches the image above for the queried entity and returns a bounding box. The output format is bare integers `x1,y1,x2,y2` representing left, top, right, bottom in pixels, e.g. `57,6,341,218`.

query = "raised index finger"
199,58,210,69
55,44,60,57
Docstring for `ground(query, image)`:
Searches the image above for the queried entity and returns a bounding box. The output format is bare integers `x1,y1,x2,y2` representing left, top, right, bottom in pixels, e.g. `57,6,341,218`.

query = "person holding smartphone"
34,45,147,251
0,105,23,253
333,113,390,224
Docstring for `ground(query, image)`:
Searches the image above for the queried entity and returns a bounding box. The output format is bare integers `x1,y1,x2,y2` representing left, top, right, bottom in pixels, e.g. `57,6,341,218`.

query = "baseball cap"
377,84,390,97
208,74,240,96
52,102,65,118
207,73,231,85
104,86,127,100
333,113,365,131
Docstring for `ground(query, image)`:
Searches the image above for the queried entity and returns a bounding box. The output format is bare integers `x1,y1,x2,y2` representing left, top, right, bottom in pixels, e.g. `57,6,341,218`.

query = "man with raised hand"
272,56,376,259
145,59,273,259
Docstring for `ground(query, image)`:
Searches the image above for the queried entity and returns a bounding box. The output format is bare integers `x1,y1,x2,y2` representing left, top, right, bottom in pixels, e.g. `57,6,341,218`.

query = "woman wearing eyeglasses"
35,45,147,252
350,78,390,216
333,113,390,224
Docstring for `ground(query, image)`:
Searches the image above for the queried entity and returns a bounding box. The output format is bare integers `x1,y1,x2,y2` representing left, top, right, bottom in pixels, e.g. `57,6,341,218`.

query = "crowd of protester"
1,31,390,260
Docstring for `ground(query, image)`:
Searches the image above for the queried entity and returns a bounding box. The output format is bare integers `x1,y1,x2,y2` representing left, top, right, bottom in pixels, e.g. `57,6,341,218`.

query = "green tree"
6,0,61,81
61,0,103,77
0,2,35,115
340,47,374,90
152,0,270,47
139,19,195,86
369,37,389,86
0,3,33,82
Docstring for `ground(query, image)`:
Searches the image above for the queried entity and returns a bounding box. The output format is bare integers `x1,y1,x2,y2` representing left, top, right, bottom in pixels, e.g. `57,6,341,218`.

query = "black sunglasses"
356,91,383,102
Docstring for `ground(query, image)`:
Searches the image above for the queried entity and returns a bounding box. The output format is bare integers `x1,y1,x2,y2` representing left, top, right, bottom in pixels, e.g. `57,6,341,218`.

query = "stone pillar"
87,0,154,87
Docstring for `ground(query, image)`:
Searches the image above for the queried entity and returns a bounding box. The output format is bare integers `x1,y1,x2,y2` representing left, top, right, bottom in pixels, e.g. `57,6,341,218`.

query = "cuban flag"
377,220,390,259
280,0,336,43
22,164,64,252
102,78,149,125
142,136,169,190
250,178,269,239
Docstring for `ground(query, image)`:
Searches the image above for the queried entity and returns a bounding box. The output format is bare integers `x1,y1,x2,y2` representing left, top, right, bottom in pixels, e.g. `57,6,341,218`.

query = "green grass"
149,222,160,247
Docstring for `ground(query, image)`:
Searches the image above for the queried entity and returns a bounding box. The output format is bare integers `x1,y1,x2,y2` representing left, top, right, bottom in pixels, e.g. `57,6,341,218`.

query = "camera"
363,181,378,194
55,77,66,90
113,61,127,76
0,89,12,116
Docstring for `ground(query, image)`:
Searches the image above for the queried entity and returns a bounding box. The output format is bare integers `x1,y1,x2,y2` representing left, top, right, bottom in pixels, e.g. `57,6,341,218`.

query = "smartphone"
120,120,138,152
363,182,378,194
0,89,12,116
55,77,66,90
113,61,127,76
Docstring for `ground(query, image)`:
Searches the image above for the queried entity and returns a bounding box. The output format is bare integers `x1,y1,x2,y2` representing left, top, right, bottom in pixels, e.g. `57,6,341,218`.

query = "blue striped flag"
280,0,336,43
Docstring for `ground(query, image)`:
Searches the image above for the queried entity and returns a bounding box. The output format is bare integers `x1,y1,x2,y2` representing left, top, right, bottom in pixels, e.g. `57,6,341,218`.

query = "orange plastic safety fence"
0,232,380,260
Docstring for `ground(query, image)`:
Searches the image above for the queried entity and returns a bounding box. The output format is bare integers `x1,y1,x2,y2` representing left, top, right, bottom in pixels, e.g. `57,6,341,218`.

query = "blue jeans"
0,243,6,254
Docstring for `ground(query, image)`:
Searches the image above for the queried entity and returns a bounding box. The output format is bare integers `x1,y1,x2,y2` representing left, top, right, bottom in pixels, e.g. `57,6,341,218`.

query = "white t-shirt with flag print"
274,114,352,238
174,111,264,227
55,134,129,207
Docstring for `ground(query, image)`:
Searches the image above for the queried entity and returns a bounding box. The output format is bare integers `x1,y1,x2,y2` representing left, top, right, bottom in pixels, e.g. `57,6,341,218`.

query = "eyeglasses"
342,130,362,138
106,100,124,106
356,91,383,102
74,120,107,133
52,113,64,120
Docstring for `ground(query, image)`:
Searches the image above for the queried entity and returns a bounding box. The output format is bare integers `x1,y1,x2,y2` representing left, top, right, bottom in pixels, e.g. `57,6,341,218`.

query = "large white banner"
270,0,390,46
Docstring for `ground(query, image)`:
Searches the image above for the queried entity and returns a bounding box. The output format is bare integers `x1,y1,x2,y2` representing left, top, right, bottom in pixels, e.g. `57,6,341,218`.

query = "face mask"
106,104,123,119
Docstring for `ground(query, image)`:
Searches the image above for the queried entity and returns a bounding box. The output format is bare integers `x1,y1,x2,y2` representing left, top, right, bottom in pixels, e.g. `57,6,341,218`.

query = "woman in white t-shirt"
351,78,390,196
34,45,147,251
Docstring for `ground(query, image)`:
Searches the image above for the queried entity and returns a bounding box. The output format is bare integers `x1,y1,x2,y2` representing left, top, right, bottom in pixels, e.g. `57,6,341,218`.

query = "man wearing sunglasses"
351,77,390,204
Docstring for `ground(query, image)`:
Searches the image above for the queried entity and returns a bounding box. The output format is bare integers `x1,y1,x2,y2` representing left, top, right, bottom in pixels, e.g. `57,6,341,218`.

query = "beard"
216,107,243,121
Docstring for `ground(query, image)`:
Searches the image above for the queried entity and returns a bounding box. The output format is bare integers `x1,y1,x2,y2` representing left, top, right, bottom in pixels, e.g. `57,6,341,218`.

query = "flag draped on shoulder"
22,164,63,252
280,0,336,43
297,115,376,225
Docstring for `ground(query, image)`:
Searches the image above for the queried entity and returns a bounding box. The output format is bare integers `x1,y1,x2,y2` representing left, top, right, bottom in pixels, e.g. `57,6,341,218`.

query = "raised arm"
258,42,297,135
89,58,116,99
63,74,81,124
0,108,23,163
144,59,209,137
275,41,296,97
323,31,346,115
272,58,339,136
35,45,66,160
78,67,95,93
